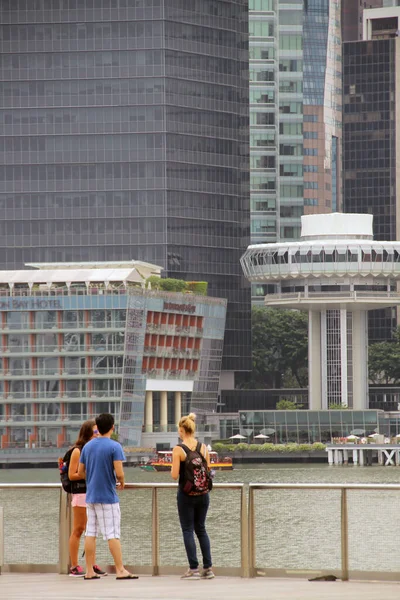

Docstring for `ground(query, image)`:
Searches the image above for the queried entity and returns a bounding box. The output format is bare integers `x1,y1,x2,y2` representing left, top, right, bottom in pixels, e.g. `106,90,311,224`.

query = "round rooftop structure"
241,213,400,311
241,213,400,412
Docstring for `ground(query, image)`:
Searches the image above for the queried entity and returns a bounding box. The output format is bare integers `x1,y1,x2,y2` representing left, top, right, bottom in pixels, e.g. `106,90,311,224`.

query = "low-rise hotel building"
0,262,227,449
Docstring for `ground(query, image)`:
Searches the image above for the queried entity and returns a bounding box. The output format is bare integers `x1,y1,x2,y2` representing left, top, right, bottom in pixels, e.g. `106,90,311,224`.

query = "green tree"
276,399,301,410
369,328,400,384
245,307,308,388
146,276,188,293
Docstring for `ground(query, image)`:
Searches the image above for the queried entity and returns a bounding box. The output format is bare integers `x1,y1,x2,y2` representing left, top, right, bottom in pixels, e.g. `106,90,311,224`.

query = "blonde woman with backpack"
171,413,214,580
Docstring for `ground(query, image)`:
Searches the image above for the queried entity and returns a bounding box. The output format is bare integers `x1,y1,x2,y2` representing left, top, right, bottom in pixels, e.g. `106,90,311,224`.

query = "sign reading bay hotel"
0,298,62,310
163,301,196,314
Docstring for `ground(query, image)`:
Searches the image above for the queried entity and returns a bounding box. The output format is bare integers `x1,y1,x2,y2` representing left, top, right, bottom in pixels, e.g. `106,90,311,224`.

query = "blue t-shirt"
80,437,126,504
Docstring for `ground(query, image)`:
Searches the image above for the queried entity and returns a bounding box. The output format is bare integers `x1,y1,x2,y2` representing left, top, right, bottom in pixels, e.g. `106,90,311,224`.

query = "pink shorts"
71,493,86,508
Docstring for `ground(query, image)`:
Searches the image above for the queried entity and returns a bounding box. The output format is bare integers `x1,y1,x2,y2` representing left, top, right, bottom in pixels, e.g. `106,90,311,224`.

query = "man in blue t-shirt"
78,413,138,580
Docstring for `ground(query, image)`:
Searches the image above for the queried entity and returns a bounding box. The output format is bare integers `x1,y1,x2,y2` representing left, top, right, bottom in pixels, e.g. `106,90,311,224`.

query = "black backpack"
179,442,213,495
58,447,86,494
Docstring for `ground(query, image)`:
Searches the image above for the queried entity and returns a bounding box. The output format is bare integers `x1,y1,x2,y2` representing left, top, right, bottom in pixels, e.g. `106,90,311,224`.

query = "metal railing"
248,483,400,581
0,483,247,577
2,482,400,580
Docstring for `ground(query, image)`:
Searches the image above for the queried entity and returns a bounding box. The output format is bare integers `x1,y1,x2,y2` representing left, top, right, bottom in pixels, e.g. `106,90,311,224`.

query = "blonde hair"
178,412,196,435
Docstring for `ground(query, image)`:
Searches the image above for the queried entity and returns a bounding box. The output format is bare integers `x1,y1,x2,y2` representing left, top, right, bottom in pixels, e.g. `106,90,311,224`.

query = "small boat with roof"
140,450,233,471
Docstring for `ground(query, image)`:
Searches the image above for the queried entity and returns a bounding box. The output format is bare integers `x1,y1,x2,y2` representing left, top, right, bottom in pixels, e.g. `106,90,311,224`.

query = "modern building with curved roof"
241,213,400,410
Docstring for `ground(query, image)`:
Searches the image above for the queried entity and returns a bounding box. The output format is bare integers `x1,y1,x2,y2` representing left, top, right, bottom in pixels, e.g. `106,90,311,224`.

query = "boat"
140,450,233,472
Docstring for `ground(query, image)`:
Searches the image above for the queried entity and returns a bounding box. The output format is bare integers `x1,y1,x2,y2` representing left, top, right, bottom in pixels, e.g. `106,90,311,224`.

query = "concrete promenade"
2,574,400,600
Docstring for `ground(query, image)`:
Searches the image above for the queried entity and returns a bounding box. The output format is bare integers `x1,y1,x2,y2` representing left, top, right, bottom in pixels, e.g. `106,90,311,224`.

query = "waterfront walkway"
2,574,400,600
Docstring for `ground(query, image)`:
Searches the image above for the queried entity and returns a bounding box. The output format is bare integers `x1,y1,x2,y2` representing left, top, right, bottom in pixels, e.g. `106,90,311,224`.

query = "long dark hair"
74,419,95,449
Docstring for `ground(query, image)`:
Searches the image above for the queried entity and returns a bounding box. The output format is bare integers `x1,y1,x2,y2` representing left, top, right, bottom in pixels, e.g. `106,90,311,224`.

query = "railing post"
151,487,159,576
341,488,349,581
240,485,249,578
248,485,256,577
0,506,3,575
58,489,71,574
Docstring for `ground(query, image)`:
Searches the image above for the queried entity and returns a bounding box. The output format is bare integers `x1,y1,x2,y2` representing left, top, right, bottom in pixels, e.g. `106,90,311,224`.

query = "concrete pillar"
160,391,168,432
334,449,340,465
308,310,322,409
359,449,365,466
352,311,368,409
320,311,328,409
174,391,182,426
144,391,153,433
340,309,348,407
343,449,348,465
352,449,358,465
328,449,333,465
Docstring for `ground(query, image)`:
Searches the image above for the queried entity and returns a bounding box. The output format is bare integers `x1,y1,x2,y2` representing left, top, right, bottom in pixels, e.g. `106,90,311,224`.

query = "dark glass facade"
0,0,251,373
343,39,397,342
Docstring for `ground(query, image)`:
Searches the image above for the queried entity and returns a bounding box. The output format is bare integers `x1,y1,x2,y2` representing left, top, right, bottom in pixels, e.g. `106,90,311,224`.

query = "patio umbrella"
368,433,380,438
254,434,270,439
260,428,276,435
346,434,359,440
350,429,365,436
229,434,246,440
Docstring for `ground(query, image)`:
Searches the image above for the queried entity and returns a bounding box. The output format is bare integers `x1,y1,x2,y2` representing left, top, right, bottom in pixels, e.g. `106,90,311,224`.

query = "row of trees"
244,307,400,389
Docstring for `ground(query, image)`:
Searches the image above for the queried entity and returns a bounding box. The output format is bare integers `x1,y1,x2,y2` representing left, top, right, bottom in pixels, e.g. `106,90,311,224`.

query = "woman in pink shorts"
68,420,106,577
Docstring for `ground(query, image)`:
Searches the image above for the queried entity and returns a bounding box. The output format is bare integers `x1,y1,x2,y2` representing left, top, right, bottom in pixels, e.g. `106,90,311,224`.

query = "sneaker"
93,565,108,577
69,565,85,577
201,568,215,580
181,568,201,580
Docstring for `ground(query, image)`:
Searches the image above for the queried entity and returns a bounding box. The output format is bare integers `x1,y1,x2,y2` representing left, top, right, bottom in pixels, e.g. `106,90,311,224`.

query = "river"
1,462,400,484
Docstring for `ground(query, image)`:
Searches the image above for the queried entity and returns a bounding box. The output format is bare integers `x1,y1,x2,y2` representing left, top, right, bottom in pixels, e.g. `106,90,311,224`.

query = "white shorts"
85,503,121,541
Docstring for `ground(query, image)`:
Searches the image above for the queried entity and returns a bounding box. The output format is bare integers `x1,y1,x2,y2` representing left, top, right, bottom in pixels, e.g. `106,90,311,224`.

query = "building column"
340,309,348,408
352,310,368,410
144,391,153,433
309,310,322,410
174,391,182,425
160,391,168,432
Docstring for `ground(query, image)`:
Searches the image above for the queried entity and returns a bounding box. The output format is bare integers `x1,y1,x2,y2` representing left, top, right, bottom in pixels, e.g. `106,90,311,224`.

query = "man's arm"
77,462,86,480
113,460,125,490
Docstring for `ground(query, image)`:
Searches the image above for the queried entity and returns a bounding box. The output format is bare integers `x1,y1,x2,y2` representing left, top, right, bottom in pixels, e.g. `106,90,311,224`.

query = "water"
1,464,400,573
1,462,400,484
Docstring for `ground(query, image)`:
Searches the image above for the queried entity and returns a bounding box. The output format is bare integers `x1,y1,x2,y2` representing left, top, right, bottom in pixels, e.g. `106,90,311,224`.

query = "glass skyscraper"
0,0,251,375
343,8,400,342
249,0,342,302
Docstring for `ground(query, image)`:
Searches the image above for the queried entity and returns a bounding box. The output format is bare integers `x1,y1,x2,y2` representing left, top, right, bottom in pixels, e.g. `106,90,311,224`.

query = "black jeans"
177,489,212,570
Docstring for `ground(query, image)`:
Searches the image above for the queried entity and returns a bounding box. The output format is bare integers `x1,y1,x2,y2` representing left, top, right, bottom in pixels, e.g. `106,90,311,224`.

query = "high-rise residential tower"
0,0,251,380
249,0,342,303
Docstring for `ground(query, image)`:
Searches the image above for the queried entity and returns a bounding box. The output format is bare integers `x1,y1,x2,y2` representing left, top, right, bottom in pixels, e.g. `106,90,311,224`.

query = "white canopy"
0,260,163,287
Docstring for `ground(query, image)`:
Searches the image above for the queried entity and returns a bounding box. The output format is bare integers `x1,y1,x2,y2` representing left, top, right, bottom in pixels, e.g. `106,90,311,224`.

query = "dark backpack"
179,442,213,495
58,447,86,494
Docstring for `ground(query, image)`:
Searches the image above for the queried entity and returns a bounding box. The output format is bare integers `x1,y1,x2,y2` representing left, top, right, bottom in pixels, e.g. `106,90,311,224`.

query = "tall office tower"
0,0,251,381
249,0,342,303
342,1,384,42
343,6,400,342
